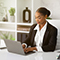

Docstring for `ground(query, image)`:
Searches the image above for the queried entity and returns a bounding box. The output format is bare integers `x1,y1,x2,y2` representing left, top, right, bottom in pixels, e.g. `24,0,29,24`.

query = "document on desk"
0,47,6,49
0,40,6,49
0,44,6,49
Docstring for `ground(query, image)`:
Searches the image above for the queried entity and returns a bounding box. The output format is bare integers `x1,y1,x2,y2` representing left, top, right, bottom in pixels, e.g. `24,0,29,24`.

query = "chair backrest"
47,20,60,50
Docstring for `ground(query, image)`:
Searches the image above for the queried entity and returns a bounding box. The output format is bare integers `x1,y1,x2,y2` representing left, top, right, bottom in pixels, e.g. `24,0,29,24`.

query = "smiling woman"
22,7,58,53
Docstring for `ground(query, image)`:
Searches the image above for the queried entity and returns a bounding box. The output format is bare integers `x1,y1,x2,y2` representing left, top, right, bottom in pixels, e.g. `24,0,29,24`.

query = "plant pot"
9,16,15,22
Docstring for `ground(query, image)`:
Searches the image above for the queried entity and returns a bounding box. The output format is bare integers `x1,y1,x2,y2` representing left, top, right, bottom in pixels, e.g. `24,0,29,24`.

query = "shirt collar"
34,24,39,31
34,22,47,31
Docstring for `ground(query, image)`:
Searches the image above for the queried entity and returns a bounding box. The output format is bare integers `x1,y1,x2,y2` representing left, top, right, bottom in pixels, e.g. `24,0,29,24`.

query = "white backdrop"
40,0,60,19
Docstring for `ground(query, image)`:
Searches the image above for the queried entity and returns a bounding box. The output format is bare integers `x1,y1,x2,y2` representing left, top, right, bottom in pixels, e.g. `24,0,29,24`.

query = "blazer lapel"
42,22,50,45
31,30,37,46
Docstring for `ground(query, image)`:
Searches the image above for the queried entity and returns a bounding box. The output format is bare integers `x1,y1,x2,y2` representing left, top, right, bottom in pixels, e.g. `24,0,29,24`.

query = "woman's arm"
23,24,37,46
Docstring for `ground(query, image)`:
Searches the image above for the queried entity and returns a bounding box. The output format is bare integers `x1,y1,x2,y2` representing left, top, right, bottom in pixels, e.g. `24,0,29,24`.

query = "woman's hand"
22,44,26,49
24,47,37,53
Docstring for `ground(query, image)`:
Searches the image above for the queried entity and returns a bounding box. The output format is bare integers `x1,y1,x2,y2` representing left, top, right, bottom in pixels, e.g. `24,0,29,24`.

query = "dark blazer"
23,22,58,52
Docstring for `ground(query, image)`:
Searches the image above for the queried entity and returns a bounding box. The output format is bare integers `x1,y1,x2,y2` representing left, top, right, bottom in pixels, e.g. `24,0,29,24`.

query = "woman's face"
35,12,47,25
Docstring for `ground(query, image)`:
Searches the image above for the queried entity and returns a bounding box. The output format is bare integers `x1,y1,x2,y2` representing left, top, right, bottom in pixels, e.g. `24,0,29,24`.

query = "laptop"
4,39,35,55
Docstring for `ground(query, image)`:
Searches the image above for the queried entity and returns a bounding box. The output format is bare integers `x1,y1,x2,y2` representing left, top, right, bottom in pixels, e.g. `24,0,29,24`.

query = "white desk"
0,49,58,60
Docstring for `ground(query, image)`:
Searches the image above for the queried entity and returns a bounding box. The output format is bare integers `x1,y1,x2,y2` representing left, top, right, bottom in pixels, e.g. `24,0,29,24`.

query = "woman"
22,7,57,53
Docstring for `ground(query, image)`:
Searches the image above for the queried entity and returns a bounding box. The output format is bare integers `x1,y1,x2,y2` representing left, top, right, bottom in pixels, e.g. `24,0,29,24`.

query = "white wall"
39,0,60,19
0,0,15,8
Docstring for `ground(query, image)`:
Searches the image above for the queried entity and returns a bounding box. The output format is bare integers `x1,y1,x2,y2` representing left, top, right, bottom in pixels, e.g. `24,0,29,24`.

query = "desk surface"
0,49,58,60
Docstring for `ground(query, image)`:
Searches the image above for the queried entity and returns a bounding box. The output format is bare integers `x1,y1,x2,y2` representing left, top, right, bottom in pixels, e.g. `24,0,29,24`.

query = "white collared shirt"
34,22,47,51
22,22,47,52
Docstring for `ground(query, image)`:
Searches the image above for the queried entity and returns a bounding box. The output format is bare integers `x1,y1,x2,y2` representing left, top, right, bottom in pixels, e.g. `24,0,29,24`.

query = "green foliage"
47,17,52,20
0,32,15,41
9,7,15,16
9,34,15,41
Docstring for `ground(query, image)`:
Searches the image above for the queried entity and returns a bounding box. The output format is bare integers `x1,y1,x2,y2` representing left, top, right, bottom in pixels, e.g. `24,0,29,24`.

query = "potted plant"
9,7,15,22
0,32,15,41
0,32,15,47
